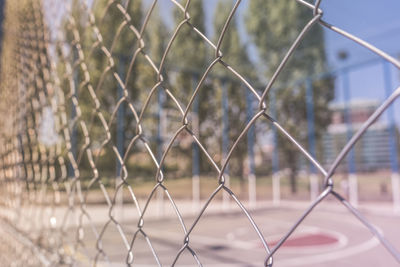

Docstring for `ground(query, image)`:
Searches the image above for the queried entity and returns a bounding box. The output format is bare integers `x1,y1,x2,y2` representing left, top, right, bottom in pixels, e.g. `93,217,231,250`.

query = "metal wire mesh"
0,0,399,266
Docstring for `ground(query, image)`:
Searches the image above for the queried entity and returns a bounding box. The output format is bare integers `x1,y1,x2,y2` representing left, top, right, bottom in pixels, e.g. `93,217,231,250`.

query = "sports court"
63,200,399,266
0,0,400,266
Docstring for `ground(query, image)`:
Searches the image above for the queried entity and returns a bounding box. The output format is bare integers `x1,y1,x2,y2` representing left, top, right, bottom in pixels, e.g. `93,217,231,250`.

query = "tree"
170,1,210,176
246,0,334,193
87,0,143,109
140,5,170,159
60,0,145,178
171,1,208,77
213,0,256,185
170,0,208,109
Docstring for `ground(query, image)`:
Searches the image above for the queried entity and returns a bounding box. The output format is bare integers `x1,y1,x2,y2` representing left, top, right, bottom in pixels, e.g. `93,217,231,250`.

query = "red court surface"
269,232,339,247
68,200,400,266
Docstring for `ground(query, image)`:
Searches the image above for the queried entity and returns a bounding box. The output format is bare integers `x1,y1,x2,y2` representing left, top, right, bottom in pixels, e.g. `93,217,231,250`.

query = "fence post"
270,90,280,205
342,69,358,207
69,50,78,178
383,60,400,213
222,80,230,210
116,59,125,220
246,87,256,208
305,78,319,201
157,89,165,169
192,74,200,212
156,84,166,217
116,63,125,182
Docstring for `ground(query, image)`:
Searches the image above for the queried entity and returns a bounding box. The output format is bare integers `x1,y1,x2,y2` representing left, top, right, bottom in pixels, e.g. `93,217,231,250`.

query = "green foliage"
87,0,143,107
214,1,253,77
60,0,154,179
171,1,207,72
169,1,209,176
212,0,255,180
246,0,334,193
170,0,209,102
58,0,334,186
138,5,170,103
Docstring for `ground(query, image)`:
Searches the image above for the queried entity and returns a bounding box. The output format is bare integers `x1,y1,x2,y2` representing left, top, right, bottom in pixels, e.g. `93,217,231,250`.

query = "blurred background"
27,0,400,206
0,0,400,266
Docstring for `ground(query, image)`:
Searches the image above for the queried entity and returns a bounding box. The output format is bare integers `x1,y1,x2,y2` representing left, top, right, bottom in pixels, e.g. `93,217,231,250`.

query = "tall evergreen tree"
170,0,208,100
140,5,170,156
60,0,144,177
213,0,255,182
170,1,209,175
88,0,143,108
246,0,334,193
171,1,207,75
139,5,169,92
62,0,143,126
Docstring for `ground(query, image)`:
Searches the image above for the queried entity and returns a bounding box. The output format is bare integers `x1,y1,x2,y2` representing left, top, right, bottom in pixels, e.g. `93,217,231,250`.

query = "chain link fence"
0,0,399,266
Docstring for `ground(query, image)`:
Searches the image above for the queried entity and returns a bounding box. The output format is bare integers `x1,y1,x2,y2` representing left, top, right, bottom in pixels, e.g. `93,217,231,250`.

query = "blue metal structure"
342,69,356,174
192,75,200,179
69,50,78,178
116,61,125,178
270,90,279,174
157,87,165,163
383,60,399,173
306,78,316,174
246,88,255,179
222,80,229,178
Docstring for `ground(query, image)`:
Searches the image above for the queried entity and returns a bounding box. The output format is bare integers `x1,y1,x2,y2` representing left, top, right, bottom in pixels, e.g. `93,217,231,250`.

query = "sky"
153,0,400,124
319,0,400,125
49,0,400,122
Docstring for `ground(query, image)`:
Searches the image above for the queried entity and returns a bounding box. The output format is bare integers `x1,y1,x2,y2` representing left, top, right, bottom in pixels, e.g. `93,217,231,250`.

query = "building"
322,100,394,172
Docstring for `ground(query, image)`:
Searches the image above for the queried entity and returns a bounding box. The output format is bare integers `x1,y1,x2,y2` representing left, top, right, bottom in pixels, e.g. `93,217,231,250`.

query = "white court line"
276,235,380,266
264,228,348,254
250,216,385,266
127,265,254,267
126,231,376,267
142,214,352,253
230,218,347,253
147,229,256,250
123,210,387,266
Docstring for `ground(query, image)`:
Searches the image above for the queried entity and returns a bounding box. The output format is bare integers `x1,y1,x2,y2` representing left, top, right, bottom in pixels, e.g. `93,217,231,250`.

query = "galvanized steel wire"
0,0,399,266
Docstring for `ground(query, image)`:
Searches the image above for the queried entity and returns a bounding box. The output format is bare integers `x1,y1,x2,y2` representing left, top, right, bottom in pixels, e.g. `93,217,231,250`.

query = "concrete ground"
62,198,400,267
